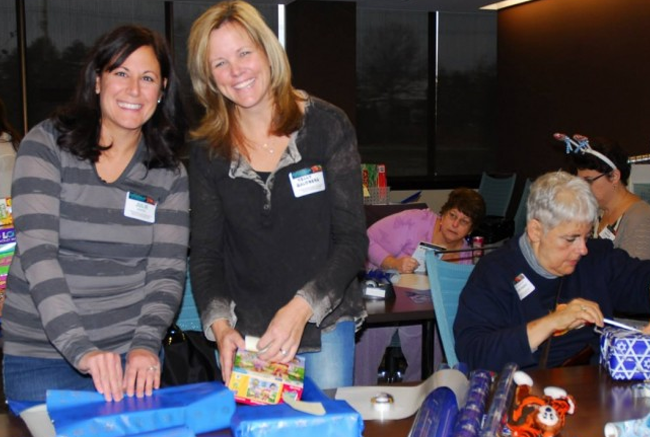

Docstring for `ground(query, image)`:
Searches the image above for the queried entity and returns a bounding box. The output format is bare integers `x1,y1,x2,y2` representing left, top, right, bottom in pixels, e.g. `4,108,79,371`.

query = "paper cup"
19,404,55,437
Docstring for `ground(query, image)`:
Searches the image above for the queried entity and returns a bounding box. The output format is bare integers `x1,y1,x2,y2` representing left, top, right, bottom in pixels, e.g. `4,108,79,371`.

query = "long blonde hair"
187,0,304,160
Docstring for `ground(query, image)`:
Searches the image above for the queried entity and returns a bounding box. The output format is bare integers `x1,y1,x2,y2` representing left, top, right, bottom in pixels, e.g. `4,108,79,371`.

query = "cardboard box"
0,226,16,290
0,198,12,226
600,326,650,380
228,350,305,406
231,377,364,437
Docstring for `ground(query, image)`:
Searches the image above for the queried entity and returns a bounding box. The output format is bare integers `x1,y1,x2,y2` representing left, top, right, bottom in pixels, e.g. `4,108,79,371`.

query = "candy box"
228,349,305,405
0,198,12,226
231,377,364,437
600,326,650,380
0,226,16,290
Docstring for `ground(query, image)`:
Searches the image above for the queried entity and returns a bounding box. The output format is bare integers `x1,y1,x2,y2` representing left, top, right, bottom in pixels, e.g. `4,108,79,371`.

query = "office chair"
175,270,202,332
513,178,532,237
478,172,517,217
425,252,475,368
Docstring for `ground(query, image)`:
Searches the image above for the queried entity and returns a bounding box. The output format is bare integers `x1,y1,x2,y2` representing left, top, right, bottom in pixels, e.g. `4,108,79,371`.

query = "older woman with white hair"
454,171,650,372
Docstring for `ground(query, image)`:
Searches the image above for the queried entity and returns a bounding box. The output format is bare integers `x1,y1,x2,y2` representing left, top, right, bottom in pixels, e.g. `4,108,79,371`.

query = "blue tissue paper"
231,377,363,437
47,381,235,437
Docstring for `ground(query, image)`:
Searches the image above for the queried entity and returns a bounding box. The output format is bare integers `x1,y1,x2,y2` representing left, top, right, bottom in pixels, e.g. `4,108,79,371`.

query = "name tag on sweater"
124,191,157,223
514,273,535,300
289,165,326,198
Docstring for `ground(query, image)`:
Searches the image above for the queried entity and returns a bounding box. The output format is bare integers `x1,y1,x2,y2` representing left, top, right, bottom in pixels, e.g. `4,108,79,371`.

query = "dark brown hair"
53,24,187,169
440,188,486,231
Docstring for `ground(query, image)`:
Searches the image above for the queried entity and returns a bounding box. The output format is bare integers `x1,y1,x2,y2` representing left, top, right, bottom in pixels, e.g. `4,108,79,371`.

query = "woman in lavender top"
356,188,485,384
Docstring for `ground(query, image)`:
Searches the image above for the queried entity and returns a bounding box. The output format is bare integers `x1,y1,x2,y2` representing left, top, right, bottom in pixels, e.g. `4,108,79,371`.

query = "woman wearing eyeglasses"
366,187,486,273
570,137,650,260
354,187,485,384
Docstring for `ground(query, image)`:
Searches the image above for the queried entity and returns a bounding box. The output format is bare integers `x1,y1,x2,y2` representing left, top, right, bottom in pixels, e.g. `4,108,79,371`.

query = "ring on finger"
147,365,159,372
580,305,587,311
280,349,288,356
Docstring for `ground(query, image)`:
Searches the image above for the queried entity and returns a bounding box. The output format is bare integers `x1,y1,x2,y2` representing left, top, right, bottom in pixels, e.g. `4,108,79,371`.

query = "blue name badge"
124,191,157,223
289,165,326,198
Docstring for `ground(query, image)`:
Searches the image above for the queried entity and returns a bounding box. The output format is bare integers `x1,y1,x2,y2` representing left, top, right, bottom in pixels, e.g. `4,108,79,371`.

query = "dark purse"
161,324,223,386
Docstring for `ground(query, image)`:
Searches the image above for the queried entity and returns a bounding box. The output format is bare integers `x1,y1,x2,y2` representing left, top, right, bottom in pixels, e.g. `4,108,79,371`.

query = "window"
356,7,497,185
356,8,429,178
21,0,165,129
0,2,21,132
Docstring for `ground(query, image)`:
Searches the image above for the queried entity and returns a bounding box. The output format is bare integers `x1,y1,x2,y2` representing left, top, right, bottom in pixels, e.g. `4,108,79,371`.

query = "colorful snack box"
228,349,305,406
0,226,16,290
0,198,12,226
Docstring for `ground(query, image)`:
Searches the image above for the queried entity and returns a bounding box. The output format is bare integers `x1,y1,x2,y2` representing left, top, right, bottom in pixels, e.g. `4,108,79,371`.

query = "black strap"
538,278,563,369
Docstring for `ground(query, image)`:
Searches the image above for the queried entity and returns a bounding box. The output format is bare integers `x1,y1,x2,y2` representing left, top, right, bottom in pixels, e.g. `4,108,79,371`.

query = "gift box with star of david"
600,326,650,380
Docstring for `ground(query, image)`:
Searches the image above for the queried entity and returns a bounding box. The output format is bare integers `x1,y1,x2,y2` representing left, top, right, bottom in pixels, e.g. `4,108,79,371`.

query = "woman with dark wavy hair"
2,24,189,413
355,188,486,384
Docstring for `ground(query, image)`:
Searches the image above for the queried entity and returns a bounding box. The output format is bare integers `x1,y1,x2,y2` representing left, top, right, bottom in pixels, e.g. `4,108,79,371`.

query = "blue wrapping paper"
408,387,459,437
600,326,650,380
479,362,518,437
452,370,492,437
47,381,235,437
231,377,363,437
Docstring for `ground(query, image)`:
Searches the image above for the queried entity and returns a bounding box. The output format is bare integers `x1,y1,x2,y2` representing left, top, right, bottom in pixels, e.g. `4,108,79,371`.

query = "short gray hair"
527,171,598,231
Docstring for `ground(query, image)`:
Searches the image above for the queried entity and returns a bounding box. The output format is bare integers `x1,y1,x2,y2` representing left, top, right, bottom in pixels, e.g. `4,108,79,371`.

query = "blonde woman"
187,1,367,389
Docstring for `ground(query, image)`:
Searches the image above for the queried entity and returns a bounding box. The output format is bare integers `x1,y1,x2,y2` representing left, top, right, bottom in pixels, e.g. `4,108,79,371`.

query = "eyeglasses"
446,210,472,227
582,172,609,185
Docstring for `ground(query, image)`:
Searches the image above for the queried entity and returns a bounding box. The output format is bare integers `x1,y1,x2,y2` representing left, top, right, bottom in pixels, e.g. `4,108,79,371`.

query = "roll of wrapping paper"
407,387,459,437
452,370,493,437
479,362,519,437
604,413,650,437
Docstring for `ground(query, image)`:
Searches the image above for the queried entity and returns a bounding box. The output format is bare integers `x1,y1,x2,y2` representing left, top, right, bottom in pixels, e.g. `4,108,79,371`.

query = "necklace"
259,142,275,154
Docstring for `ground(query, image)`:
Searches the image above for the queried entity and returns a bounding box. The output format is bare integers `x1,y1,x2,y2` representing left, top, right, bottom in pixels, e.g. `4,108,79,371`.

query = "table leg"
421,320,434,379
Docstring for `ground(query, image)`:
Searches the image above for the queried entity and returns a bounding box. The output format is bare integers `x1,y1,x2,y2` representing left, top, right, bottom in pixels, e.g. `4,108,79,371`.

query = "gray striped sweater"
2,120,189,370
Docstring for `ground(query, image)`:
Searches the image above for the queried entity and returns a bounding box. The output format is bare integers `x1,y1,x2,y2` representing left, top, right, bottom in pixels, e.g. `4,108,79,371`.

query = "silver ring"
280,349,288,356
581,305,587,311
147,365,159,372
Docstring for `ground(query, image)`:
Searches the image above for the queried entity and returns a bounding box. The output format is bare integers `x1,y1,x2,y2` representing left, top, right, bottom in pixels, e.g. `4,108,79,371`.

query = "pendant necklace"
260,142,275,154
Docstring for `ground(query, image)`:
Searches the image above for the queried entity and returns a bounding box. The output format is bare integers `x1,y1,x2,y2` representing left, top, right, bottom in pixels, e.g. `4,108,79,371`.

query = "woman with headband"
569,137,650,260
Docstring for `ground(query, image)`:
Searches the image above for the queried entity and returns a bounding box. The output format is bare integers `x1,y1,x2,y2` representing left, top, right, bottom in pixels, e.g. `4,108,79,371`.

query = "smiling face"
527,219,591,276
207,21,272,112
95,45,164,140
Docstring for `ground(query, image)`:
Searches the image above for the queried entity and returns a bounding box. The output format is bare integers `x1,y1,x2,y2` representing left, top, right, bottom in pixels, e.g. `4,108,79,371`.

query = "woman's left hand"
257,296,313,363
123,349,161,398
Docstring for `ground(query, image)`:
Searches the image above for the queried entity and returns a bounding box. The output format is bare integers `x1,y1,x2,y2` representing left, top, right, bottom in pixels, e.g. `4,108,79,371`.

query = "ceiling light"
480,0,536,11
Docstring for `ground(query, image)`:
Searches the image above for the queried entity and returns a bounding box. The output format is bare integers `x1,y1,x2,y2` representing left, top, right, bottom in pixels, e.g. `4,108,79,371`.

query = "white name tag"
289,165,326,198
124,191,157,223
598,226,616,241
514,273,535,300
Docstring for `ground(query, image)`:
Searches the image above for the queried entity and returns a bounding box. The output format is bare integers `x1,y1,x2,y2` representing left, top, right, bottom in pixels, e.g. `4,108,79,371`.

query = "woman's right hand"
78,350,124,402
212,319,245,384
383,255,420,274
527,298,604,351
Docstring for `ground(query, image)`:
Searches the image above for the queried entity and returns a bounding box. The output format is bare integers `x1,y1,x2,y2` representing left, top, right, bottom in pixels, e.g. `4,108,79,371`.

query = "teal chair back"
175,270,202,332
478,172,517,217
426,252,475,368
513,178,532,236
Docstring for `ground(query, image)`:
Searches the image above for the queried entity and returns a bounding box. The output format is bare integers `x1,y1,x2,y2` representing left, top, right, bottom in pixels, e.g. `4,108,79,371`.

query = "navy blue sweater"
454,236,650,371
